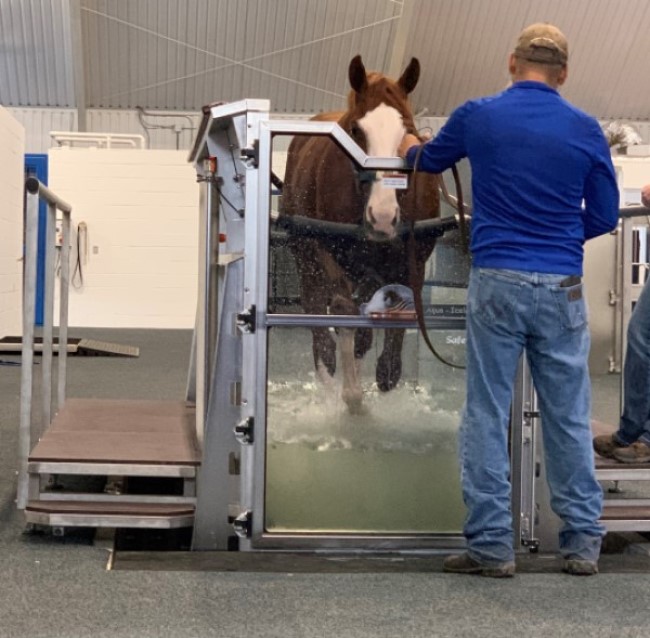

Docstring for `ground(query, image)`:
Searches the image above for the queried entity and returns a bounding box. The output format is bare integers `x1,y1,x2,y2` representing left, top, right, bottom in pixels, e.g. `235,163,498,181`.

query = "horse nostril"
367,206,377,225
391,216,398,227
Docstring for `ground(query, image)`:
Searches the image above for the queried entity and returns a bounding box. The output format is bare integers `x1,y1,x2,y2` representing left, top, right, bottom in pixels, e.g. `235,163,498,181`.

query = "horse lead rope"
408,141,468,370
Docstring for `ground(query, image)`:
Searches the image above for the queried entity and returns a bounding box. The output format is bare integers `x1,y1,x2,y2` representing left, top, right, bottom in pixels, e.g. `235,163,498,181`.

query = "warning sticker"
381,173,408,189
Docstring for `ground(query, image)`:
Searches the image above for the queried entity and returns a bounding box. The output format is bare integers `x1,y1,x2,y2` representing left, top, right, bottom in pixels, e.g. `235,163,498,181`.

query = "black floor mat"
111,550,650,573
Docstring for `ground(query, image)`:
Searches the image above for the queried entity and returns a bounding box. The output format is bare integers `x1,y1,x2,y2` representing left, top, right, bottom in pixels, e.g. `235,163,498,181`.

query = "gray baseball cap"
514,23,568,66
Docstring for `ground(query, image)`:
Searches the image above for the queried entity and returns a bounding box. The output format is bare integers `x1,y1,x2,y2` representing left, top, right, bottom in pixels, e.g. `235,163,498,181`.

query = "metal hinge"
240,140,259,168
236,305,256,333
233,510,252,538
234,417,254,444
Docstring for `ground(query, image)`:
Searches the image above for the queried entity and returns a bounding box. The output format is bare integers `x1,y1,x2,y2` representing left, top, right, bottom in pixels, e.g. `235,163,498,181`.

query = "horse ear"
398,57,420,94
349,55,368,93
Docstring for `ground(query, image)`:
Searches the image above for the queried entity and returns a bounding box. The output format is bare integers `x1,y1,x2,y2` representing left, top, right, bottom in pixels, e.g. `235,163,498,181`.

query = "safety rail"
17,178,73,510
50,131,146,149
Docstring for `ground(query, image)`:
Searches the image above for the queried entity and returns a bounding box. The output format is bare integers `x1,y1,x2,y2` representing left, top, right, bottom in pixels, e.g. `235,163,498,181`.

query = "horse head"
341,55,421,241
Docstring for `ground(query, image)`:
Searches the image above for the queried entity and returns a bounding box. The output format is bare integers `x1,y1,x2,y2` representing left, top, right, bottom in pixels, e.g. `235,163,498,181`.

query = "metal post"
58,210,72,409
511,356,539,552
41,203,57,433
17,189,40,510
194,170,219,446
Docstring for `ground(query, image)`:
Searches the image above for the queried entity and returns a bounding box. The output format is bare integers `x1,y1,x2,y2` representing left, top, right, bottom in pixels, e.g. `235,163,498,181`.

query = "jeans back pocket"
551,285,587,331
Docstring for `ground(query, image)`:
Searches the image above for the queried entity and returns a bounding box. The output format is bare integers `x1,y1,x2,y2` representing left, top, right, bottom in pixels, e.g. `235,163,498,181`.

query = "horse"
281,55,440,413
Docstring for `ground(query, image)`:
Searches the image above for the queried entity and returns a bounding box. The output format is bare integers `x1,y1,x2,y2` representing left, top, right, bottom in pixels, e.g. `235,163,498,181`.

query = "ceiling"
1,0,650,121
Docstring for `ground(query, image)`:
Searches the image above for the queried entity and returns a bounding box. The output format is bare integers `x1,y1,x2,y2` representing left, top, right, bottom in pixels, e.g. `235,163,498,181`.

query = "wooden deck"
29,398,200,466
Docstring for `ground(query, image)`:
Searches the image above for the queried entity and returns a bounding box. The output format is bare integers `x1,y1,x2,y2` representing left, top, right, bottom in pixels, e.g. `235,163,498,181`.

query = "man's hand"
642,183,650,208
398,133,421,159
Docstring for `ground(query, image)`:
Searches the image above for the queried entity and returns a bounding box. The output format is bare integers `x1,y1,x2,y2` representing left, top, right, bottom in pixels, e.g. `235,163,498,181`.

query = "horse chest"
321,238,411,303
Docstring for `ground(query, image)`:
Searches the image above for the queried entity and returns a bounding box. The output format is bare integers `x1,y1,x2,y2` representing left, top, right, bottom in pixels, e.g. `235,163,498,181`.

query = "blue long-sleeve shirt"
406,81,619,275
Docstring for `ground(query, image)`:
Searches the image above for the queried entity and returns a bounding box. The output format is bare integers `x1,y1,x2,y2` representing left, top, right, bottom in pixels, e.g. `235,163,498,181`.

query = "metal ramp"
0,336,139,357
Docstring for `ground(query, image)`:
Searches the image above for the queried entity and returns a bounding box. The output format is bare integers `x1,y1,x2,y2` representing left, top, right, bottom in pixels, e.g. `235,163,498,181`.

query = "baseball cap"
514,23,568,66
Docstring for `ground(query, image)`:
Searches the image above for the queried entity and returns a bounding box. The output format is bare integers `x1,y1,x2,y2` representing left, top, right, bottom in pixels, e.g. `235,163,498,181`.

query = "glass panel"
265,132,471,534
265,324,467,534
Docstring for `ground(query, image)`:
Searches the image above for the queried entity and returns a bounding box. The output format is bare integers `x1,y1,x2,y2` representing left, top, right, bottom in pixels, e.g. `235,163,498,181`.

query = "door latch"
233,510,252,538
234,417,254,444
236,305,256,333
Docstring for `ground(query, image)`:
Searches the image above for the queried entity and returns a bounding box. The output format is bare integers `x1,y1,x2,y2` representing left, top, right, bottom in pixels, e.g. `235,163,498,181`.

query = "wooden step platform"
29,398,200,474
26,500,195,529
25,398,200,530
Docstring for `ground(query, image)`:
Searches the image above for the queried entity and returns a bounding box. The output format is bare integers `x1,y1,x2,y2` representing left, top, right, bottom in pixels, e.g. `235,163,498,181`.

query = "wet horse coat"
282,56,440,412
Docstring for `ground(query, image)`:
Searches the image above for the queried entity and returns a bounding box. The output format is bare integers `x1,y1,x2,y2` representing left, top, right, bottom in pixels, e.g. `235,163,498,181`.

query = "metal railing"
17,177,73,510
50,131,146,149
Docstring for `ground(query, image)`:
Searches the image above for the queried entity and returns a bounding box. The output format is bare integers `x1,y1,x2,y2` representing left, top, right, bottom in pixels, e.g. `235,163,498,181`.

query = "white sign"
381,173,408,189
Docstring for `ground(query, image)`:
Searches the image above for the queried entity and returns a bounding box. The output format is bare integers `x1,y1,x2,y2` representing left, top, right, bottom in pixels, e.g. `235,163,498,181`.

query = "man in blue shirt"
399,23,619,577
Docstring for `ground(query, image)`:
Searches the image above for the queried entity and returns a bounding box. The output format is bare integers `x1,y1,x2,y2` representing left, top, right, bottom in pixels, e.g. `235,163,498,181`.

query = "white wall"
0,107,25,338
49,148,199,329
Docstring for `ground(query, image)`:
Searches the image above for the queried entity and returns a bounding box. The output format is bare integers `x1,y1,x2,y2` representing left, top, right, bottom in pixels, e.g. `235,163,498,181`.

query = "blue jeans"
615,275,650,446
460,267,604,564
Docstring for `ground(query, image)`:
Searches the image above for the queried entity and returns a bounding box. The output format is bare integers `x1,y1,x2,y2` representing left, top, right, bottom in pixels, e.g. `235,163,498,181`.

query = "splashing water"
267,376,462,455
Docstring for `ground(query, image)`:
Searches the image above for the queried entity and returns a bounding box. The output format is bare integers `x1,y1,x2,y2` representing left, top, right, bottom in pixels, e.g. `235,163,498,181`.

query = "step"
601,503,650,532
29,398,200,476
25,500,195,529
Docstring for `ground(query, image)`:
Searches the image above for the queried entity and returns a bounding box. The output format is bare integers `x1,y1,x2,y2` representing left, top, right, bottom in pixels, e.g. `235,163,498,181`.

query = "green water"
266,443,465,533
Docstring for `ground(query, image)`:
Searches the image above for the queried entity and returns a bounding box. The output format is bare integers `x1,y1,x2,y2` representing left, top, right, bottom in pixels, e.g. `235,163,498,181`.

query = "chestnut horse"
282,55,440,412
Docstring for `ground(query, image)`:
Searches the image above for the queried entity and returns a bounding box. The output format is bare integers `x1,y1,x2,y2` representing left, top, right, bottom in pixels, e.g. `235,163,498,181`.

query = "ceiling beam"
387,0,416,78
69,0,87,131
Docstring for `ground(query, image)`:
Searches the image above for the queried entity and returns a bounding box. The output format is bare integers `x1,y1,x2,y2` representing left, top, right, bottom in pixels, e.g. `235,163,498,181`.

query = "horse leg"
355,328,373,359
377,328,405,392
340,328,364,414
330,293,365,413
313,326,337,381
294,249,338,380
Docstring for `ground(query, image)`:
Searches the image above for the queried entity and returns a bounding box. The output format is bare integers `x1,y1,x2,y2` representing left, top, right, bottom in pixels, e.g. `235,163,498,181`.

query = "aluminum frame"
17,178,73,510
188,101,540,553
510,356,539,550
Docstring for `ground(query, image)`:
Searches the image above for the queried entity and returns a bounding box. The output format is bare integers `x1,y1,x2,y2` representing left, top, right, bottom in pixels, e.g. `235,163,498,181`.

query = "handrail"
50,131,146,149
17,178,73,510
619,205,650,219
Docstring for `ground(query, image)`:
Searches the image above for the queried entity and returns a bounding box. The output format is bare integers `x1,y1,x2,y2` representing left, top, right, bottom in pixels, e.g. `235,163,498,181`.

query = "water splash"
267,375,462,455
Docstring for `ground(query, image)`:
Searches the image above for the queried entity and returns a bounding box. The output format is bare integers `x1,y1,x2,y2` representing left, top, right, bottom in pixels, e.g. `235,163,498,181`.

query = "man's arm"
398,103,471,172
642,183,650,208
582,132,619,240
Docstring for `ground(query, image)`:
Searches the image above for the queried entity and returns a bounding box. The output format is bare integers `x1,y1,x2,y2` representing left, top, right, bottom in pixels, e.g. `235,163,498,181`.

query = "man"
593,183,650,462
398,23,619,577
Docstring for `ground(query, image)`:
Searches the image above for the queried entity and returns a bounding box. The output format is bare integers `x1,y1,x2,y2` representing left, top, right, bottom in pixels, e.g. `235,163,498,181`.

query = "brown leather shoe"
593,433,624,459
563,559,598,576
443,552,515,578
612,441,650,464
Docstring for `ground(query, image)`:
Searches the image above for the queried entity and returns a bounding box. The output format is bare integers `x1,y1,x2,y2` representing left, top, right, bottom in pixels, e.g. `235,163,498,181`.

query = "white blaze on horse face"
357,103,406,239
